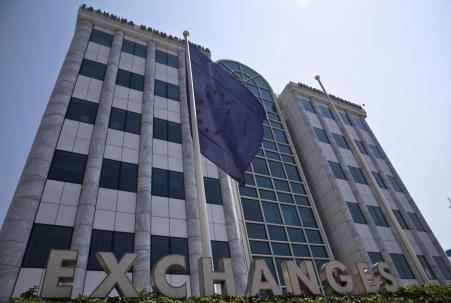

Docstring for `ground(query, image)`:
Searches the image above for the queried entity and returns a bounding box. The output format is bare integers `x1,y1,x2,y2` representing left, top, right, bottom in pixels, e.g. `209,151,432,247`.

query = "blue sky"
0,0,450,250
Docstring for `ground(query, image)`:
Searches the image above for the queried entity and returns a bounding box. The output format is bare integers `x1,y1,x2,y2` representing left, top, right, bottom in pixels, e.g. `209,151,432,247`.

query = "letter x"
90,252,138,298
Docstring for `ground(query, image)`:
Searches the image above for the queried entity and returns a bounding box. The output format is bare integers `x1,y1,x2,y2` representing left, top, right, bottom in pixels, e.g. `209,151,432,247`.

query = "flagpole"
314,75,430,282
183,31,213,260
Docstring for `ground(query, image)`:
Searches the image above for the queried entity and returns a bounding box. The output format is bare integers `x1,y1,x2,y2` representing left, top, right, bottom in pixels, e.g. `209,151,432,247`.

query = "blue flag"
188,43,266,184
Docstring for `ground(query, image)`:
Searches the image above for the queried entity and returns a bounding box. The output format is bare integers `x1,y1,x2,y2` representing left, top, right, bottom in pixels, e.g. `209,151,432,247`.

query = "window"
318,105,334,120
433,256,451,280
268,161,285,178
274,179,289,191
154,80,180,101
292,244,310,257
151,236,189,274
152,168,185,199
408,212,426,232
372,172,387,189
88,230,134,271
287,228,305,242
153,118,182,143
328,161,346,180
417,255,436,280
22,224,72,268
311,246,328,258
273,130,288,144
368,252,384,264
252,158,269,175
313,127,329,144
267,112,280,122
285,164,301,181
367,205,389,227
109,108,141,134
305,230,323,244
246,223,267,239
369,144,383,159
291,183,306,195
387,175,403,192
393,210,409,229
281,205,300,226
239,186,257,197
211,241,230,270
89,29,113,47
204,177,222,205
298,207,317,227
339,112,353,126
242,198,263,222
79,59,107,81
122,39,146,58
390,253,415,279
262,202,282,224
353,116,367,130
354,140,368,154
277,192,293,203
250,241,270,255
278,144,291,154
281,155,295,164
348,166,367,185
301,99,315,113
255,176,272,189
272,243,291,256
99,159,138,192
116,69,144,91
48,150,87,184
65,98,98,124
346,202,367,224
263,126,273,140
332,133,349,149
267,226,287,241
155,50,178,68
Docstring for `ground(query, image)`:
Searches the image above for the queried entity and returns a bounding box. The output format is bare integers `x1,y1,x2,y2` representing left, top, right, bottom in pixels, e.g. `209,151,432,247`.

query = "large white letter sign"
90,252,138,297
151,255,187,298
245,259,281,297
41,250,77,298
320,260,353,295
281,260,321,295
198,257,236,296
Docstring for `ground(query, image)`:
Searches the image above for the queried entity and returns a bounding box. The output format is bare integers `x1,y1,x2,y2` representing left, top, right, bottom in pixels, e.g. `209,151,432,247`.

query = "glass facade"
217,60,330,288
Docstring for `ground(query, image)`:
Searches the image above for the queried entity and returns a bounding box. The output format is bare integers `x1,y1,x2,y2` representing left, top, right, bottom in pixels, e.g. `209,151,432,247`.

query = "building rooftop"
294,82,364,111
79,4,210,54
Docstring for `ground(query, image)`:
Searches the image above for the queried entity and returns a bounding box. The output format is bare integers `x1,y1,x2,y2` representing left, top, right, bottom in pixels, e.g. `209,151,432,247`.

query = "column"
0,19,92,302
178,50,203,296
133,41,156,290
218,170,248,295
70,30,124,297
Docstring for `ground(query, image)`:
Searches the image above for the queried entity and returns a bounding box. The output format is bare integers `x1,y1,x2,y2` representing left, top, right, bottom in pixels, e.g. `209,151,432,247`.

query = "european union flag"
189,43,266,184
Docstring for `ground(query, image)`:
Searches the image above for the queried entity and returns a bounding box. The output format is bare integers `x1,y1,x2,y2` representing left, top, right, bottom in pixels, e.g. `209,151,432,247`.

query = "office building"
278,82,451,286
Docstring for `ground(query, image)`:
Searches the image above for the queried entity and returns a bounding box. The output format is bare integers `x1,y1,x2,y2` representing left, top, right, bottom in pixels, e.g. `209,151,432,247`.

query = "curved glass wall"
218,60,331,291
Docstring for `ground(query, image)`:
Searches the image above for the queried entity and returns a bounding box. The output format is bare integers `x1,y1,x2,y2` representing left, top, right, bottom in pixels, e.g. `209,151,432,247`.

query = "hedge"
11,284,451,303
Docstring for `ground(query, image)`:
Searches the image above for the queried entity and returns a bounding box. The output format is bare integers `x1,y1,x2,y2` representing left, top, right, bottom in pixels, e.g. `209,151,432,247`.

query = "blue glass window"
242,198,263,222
390,254,415,279
367,205,389,227
89,29,113,47
156,50,178,68
318,105,334,120
348,166,367,185
372,172,387,189
346,202,367,224
332,133,349,149
328,161,346,180
355,140,368,154
393,210,409,229
22,224,72,268
79,59,107,81
48,150,87,184
314,127,329,144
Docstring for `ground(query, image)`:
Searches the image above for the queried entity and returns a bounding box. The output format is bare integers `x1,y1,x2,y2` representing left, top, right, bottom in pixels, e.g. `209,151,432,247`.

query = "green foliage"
10,284,451,303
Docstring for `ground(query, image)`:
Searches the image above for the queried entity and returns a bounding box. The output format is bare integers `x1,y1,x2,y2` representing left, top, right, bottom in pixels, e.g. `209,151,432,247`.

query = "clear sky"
0,0,450,250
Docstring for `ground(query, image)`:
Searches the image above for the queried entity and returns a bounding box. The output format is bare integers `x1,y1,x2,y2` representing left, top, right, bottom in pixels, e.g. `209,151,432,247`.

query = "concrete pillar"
0,19,93,302
178,50,203,296
133,41,156,290
70,30,124,297
218,170,248,295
